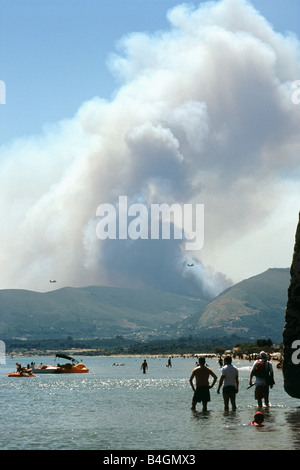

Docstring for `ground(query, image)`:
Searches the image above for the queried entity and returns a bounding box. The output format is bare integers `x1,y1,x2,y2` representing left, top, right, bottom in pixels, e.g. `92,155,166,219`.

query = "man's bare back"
190,365,217,390
189,360,218,411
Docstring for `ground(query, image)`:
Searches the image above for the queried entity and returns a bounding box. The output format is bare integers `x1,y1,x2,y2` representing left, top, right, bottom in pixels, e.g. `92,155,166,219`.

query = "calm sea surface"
1,355,300,451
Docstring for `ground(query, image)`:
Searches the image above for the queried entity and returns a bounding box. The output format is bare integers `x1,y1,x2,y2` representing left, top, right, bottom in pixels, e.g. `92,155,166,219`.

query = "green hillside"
0,285,205,340
0,268,290,342
182,268,290,342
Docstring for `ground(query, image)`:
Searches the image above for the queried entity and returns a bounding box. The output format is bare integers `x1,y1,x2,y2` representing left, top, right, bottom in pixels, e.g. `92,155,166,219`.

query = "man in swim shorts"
189,357,218,411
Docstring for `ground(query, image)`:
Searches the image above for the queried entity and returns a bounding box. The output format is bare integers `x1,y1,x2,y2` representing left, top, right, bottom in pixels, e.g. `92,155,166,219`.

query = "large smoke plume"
0,0,299,297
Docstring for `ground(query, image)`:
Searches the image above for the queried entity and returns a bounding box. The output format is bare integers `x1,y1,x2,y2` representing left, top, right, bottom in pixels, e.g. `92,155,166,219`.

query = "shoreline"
7,350,219,359
7,349,282,363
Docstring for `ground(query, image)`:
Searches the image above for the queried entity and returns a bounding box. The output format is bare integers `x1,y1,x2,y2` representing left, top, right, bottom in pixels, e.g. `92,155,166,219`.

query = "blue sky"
0,0,299,294
0,0,299,146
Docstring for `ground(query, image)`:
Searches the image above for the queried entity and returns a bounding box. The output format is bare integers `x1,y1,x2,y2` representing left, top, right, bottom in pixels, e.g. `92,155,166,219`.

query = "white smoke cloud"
0,0,299,297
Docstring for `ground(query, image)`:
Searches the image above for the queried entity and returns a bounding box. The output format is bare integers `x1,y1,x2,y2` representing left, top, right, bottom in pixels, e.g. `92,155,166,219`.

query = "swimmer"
249,411,264,426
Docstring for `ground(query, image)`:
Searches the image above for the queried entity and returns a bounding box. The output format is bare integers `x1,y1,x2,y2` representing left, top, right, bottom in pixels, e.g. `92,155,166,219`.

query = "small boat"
32,364,63,374
32,353,89,374
7,363,35,377
7,372,35,377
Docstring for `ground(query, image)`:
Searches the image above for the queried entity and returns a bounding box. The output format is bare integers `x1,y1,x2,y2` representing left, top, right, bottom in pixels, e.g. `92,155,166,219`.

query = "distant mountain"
0,268,290,342
181,268,290,342
0,285,206,340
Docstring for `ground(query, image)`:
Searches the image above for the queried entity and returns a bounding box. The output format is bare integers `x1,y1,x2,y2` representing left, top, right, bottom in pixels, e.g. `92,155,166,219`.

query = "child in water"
249,411,264,426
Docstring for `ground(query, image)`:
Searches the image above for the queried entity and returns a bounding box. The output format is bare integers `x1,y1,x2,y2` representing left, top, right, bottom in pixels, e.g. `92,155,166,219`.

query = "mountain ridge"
0,284,206,340
181,267,289,342
0,268,290,342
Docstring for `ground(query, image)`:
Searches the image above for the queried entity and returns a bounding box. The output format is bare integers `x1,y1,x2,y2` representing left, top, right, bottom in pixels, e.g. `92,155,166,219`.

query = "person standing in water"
217,356,239,411
249,351,274,407
141,359,148,374
189,357,217,411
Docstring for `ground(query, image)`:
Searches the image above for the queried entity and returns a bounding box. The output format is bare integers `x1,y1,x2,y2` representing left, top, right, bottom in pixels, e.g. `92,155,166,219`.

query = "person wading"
189,357,217,411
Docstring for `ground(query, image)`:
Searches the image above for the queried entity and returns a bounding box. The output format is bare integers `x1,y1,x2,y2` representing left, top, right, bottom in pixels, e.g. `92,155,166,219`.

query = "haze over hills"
0,268,290,343
181,268,290,342
0,286,206,340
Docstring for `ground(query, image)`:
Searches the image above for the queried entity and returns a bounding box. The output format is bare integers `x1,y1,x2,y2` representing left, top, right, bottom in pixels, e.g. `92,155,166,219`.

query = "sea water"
0,355,299,451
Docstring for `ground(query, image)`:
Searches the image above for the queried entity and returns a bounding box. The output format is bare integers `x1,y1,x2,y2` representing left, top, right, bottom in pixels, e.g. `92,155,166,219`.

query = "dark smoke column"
283,212,300,398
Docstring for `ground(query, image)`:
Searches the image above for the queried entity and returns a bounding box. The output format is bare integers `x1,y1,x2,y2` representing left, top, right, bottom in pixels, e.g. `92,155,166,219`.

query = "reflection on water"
285,408,300,449
1,356,300,450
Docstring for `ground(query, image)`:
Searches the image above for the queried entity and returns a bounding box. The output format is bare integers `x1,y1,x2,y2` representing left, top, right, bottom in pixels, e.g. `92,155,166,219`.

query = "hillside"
181,268,290,342
0,268,290,342
0,285,206,340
